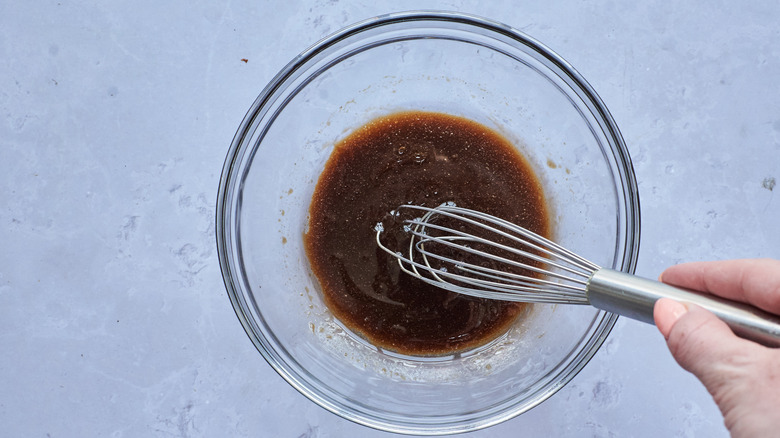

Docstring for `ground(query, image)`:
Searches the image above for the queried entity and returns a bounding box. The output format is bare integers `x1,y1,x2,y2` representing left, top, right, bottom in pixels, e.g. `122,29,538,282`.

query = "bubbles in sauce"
304,111,550,356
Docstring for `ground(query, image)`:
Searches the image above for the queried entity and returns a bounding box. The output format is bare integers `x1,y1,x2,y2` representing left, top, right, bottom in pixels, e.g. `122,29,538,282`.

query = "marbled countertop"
2,1,778,437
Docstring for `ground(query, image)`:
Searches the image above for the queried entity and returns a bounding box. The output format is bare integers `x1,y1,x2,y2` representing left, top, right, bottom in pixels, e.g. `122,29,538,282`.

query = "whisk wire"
394,256,587,303
397,213,584,302
408,205,598,274
384,241,589,304
408,216,586,297
375,204,601,304
412,234,589,290
414,245,588,299
408,223,590,284
466,209,598,271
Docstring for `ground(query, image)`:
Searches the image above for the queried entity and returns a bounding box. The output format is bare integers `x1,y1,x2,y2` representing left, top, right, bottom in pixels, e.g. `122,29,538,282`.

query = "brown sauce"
304,111,550,356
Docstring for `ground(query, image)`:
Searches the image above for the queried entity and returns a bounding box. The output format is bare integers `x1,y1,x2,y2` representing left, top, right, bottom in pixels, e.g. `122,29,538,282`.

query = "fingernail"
667,300,688,323
655,298,689,339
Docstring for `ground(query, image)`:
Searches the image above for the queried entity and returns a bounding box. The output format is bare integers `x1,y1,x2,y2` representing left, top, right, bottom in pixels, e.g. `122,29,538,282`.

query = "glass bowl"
216,11,640,435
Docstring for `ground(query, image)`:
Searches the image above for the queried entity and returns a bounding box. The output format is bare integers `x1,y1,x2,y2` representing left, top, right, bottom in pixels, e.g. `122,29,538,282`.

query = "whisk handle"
587,268,780,348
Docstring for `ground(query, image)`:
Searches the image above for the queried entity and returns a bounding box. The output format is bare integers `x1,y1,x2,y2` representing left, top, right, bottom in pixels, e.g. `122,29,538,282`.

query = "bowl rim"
216,9,641,435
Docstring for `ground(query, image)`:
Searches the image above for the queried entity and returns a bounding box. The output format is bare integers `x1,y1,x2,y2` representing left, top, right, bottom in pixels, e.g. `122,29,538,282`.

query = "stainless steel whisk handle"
587,269,780,348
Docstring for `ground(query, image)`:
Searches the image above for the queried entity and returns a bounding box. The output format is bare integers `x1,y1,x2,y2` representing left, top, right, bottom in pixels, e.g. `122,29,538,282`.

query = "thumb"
653,299,751,392
654,298,780,437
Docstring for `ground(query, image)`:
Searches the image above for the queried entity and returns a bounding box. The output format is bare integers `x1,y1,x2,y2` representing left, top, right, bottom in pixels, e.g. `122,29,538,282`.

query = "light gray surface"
2,1,778,437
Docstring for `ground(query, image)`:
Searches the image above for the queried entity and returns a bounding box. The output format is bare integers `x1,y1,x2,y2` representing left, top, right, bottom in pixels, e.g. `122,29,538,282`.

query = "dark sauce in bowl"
304,111,550,356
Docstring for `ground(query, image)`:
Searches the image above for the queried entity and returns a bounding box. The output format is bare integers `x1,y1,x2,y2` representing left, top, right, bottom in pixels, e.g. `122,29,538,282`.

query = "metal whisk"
376,204,780,347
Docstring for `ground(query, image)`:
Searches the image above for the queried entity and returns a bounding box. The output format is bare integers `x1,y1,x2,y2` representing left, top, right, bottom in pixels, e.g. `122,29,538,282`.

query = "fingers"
660,258,780,314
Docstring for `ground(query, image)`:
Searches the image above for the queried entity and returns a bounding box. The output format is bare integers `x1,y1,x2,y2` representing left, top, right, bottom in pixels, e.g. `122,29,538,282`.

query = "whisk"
376,204,780,347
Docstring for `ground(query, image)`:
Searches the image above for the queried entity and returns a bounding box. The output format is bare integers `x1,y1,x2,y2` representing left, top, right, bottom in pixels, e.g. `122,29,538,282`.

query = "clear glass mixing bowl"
216,11,640,435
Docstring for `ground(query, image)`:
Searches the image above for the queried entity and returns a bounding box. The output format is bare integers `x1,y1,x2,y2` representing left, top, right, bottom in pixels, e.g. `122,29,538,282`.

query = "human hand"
654,259,780,438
